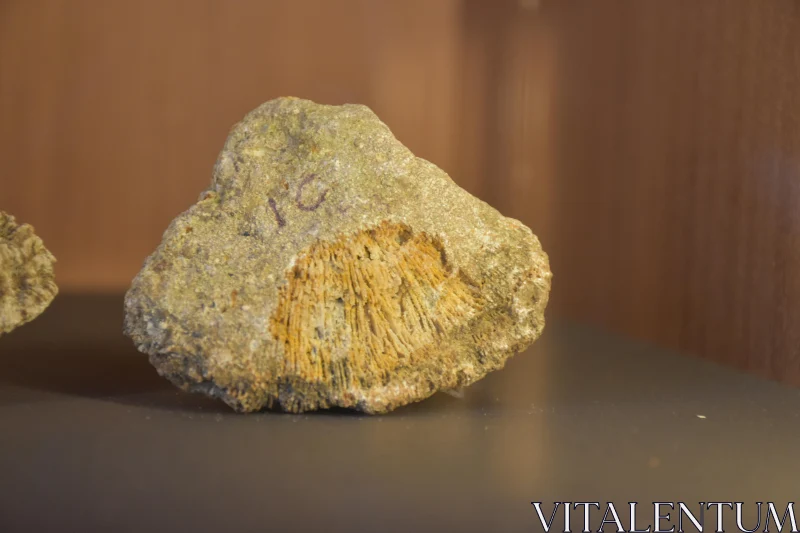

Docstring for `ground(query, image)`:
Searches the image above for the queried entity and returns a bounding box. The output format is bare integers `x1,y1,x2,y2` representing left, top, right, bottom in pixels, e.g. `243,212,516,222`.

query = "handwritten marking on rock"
268,197,285,228
295,174,328,211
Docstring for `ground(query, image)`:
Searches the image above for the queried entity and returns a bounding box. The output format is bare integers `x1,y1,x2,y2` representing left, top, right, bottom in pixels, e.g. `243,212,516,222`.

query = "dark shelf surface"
1,295,798,533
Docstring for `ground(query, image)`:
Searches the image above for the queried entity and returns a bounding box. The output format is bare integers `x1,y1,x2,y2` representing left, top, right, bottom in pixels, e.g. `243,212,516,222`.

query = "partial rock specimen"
0,211,58,336
124,97,552,413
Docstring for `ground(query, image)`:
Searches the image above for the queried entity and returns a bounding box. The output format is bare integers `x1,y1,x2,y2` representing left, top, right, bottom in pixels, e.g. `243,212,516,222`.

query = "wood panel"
0,0,462,290
544,0,800,382
4,0,800,384
459,0,556,244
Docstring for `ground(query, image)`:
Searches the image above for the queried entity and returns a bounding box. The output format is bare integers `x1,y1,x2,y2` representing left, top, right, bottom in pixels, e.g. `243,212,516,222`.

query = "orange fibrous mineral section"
269,221,484,388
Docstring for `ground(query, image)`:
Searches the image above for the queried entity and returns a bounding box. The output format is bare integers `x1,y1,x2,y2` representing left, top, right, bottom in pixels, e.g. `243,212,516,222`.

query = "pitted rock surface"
124,97,552,413
0,211,57,336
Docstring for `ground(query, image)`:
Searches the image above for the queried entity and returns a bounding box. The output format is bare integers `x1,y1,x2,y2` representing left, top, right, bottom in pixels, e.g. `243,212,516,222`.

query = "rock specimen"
124,97,552,413
0,211,58,336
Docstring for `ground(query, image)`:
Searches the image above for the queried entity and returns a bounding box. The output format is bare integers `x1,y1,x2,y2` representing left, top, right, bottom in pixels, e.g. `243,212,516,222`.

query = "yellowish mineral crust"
0,211,58,336
123,97,552,413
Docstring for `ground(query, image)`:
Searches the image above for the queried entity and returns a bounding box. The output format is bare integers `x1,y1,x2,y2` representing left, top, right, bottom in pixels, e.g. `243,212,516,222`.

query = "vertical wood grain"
362,0,461,179
4,0,800,384
1,0,374,289
547,0,800,383
458,0,556,241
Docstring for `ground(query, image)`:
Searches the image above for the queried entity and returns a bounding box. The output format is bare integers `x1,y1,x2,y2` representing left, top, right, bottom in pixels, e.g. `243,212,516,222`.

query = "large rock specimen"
124,97,552,413
0,211,58,336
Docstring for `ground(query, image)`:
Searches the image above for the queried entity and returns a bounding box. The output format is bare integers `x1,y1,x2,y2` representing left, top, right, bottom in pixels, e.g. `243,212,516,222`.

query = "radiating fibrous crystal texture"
0,211,57,336
124,97,552,413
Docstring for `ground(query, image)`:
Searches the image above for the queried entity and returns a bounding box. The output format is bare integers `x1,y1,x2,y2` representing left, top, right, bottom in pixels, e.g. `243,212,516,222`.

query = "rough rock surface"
124,97,552,413
0,211,58,336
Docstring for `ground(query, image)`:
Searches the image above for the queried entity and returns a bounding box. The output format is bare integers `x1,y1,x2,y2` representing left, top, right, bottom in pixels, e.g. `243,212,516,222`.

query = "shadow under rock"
0,294,171,404
0,294,476,416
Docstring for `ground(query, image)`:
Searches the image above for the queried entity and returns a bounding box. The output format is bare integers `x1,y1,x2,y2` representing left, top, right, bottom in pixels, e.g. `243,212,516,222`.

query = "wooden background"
2,0,800,384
